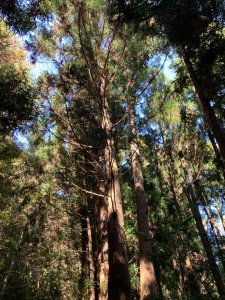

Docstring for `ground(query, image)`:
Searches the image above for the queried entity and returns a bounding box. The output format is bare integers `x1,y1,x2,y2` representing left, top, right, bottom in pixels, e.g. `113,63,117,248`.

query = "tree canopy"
0,1,225,300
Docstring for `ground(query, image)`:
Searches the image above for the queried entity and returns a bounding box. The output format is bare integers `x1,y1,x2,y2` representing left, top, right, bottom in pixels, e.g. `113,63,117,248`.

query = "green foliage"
1,1,225,299
0,66,33,132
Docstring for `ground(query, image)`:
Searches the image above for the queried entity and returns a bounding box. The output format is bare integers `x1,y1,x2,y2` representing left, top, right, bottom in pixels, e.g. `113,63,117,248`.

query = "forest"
0,0,225,299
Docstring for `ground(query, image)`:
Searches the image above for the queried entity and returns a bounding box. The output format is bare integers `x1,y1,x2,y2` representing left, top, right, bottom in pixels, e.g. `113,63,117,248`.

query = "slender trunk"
87,215,95,300
169,184,201,299
172,187,201,299
181,48,225,161
186,190,225,299
154,262,164,299
129,103,159,299
177,252,186,300
91,195,102,300
101,93,130,299
207,129,225,180
180,155,225,299
185,254,201,300
161,128,201,299
216,204,225,232
80,208,88,294
202,204,225,273
199,190,225,273
98,182,109,300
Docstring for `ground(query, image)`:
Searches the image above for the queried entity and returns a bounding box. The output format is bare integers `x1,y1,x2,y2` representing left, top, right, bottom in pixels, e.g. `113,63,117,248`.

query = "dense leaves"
0,1,225,299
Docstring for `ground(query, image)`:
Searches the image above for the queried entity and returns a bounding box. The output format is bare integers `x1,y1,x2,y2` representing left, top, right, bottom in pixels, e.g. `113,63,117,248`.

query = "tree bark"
80,207,88,293
98,182,109,300
198,189,225,274
180,155,225,299
207,129,225,180
181,48,225,161
185,253,201,300
129,103,159,300
101,93,130,300
186,190,225,299
87,214,96,300
161,126,202,299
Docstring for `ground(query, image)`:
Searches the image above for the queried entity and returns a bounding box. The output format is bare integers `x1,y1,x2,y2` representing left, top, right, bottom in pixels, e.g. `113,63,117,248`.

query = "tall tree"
109,0,225,160
129,102,159,299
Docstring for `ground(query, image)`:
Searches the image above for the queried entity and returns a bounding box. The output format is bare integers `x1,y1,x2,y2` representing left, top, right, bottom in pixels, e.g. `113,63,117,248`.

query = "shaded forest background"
0,1,225,299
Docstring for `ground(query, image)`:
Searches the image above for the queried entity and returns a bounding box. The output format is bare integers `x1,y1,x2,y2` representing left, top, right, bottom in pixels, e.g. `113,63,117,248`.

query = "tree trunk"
87,214,96,300
171,186,202,300
129,103,159,300
216,204,225,233
180,155,225,299
207,129,225,180
98,183,109,300
101,93,130,300
174,252,185,300
91,192,104,300
185,254,201,300
169,184,202,299
154,261,164,299
181,48,225,161
80,207,88,294
198,189,225,274
186,190,225,299
161,127,202,299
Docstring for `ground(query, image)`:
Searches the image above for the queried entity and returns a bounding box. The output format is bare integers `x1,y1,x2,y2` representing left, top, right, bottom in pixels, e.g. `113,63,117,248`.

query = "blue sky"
14,51,176,149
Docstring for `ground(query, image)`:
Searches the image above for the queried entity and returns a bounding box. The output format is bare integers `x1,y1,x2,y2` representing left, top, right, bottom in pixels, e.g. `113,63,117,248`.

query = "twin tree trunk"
181,48,225,162
129,103,159,300
100,91,130,300
98,93,159,299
